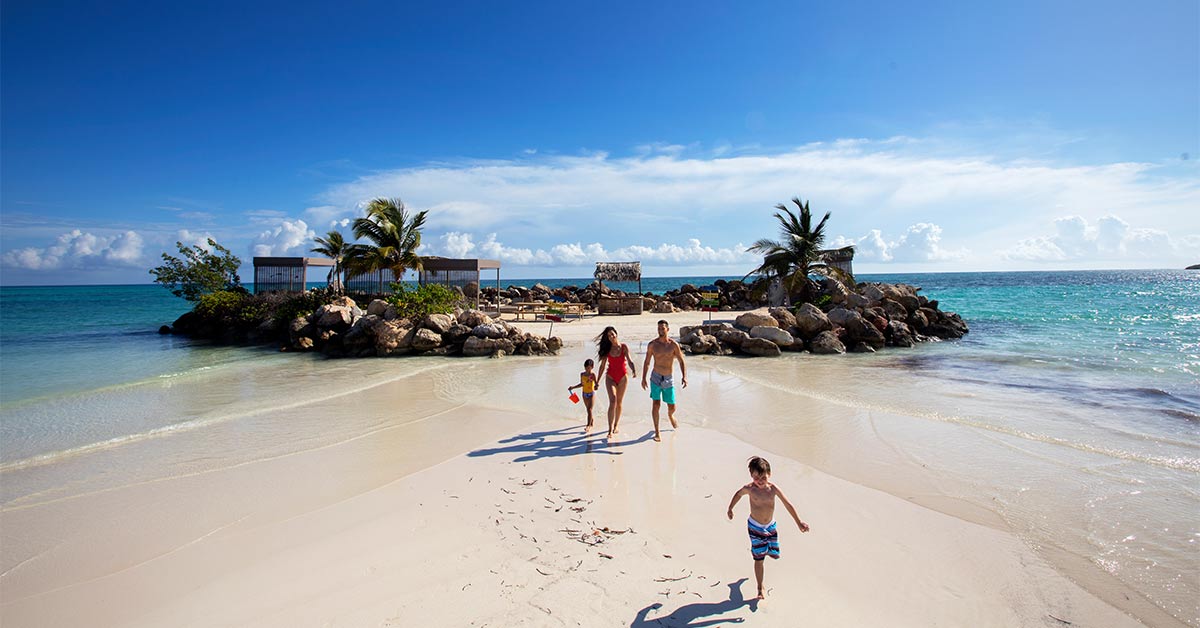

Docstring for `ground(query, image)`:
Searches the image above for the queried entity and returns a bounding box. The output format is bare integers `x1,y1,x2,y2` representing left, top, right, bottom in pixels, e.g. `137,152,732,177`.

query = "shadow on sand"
467,426,657,462
630,579,757,627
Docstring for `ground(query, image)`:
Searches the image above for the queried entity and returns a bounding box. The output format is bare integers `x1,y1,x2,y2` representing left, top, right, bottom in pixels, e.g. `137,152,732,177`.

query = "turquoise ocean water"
1,270,1197,624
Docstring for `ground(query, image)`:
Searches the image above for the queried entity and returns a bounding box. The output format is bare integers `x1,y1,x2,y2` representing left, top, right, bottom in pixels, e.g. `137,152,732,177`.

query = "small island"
156,197,967,359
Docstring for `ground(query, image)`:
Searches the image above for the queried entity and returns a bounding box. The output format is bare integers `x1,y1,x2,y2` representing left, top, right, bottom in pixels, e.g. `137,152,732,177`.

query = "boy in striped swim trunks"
726,456,810,599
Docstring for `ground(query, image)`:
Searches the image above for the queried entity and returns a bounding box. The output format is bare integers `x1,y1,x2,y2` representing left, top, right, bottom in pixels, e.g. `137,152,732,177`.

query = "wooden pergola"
252,257,335,294
419,257,502,309
594,261,643,315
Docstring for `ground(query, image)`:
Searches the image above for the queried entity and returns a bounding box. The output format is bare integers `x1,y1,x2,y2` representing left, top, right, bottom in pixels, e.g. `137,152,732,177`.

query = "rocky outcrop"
672,279,966,359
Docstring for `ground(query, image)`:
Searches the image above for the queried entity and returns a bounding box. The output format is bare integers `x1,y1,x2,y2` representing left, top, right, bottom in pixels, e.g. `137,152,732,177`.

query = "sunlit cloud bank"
423,233,754,267
311,138,1198,270
1,229,144,270
1000,215,1200,262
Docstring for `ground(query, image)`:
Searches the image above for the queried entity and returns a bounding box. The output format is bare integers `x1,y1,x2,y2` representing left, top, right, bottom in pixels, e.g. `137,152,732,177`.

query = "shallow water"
1,270,1197,625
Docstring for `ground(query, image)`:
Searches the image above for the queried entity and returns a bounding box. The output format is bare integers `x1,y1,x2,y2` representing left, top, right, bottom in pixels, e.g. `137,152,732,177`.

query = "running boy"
726,456,809,600
567,359,599,431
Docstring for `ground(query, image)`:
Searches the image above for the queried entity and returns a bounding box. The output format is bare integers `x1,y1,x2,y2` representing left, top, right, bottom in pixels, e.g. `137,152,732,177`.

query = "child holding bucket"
567,359,599,431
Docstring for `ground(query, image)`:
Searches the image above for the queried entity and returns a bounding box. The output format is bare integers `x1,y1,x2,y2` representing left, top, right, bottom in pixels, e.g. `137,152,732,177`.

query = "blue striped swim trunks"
748,517,779,561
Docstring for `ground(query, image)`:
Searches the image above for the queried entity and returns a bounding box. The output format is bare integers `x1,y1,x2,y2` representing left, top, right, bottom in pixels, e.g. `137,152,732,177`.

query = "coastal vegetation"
744,197,853,304
310,230,349,292
345,197,429,280
149,238,244,301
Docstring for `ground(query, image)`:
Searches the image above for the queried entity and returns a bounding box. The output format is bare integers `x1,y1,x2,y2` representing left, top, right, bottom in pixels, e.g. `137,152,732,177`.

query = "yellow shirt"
581,373,596,393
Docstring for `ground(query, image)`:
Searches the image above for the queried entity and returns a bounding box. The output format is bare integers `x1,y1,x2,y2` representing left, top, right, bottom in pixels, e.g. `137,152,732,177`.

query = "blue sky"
2,0,1197,284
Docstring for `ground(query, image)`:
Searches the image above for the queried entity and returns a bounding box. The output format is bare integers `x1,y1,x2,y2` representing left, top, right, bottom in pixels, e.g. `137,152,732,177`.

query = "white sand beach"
0,311,1168,627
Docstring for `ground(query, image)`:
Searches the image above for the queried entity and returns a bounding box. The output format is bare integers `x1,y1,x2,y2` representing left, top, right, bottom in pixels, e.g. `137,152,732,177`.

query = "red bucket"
569,392,580,404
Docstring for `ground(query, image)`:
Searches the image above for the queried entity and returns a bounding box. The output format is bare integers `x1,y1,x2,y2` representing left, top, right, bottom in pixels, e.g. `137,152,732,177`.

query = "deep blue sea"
1,270,1197,624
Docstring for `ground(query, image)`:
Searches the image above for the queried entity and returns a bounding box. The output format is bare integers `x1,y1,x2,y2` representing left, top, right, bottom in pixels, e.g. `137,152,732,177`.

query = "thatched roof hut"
594,261,641,283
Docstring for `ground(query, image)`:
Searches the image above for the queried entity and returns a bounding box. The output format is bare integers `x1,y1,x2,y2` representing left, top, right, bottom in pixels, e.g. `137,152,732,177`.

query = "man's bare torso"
648,337,679,375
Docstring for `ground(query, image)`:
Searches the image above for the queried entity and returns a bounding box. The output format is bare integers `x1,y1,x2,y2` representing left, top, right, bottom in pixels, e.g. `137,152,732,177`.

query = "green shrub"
386,283,460,320
268,287,339,326
195,290,263,326
150,238,243,301
812,294,833,307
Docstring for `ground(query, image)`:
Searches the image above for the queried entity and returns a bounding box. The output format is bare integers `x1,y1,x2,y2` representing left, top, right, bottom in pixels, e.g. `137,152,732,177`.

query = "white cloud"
422,233,751,267
312,139,1198,271
1,229,145,270
830,223,966,263
251,219,316,257
1000,214,1198,262
176,229,216,250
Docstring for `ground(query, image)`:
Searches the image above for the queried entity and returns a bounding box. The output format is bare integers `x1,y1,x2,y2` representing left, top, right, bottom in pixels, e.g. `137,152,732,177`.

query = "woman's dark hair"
595,326,618,359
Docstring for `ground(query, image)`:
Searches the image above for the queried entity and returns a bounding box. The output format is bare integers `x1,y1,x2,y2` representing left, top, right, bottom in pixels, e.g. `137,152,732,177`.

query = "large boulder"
808,330,846,354
374,322,415,356
879,298,909,322
367,299,390,317
826,307,862,328
653,300,676,314
768,307,797,329
689,334,722,355
330,296,358,309
422,313,454,334
442,323,472,345
739,337,782,357
463,281,480,298
714,328,750,348
458,309,494,328
735,311,778,330
462,335,516,357
887,320,916,347
793,303,832,339
846,317,887,349
410,328,443,351
750,325,795,347
472,323,508,339
315,304,354,329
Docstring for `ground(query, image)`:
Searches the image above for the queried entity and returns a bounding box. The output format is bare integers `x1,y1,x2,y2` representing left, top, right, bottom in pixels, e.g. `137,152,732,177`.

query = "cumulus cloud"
306,138,1197,271
1000,214,1197,262
1,229,145,270
252,219,316,257
830,223,967,263
423,232,752,267
176,229,217,250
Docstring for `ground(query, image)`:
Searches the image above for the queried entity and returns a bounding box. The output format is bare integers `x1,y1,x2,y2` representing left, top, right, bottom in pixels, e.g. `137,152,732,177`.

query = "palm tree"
345,197,429,291
311,230,348,293
744,197,852,304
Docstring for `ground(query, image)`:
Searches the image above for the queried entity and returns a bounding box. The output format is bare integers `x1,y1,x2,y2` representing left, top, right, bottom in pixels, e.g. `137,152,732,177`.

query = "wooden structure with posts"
820,246,855,278
252,257,336,294
418,257,501,309
594,261,643,315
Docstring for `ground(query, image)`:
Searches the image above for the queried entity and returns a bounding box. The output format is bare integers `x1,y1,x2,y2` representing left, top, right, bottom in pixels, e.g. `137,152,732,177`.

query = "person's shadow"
630,578,757,627
468,426,621,462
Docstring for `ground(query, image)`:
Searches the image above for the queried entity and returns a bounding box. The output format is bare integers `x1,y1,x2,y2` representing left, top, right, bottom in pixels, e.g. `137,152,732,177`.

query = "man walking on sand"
642,319,688,441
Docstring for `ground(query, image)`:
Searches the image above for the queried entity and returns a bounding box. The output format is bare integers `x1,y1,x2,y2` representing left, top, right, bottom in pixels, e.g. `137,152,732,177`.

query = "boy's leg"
754,560,765,599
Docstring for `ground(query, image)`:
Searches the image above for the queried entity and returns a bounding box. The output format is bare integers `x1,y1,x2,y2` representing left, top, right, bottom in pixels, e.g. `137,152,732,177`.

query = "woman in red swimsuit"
594,326,636,441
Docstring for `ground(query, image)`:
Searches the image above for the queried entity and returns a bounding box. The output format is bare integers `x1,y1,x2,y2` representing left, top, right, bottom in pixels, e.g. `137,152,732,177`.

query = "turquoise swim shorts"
649,371,676,404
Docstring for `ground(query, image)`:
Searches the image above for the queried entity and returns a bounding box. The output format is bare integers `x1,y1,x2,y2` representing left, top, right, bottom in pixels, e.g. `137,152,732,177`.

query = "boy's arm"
641,348,652,389
774,486,809,532
727,486,748,519
674,342,688,387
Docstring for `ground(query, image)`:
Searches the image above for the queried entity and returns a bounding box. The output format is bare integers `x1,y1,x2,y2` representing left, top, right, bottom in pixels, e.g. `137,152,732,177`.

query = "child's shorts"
748,517,780,561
